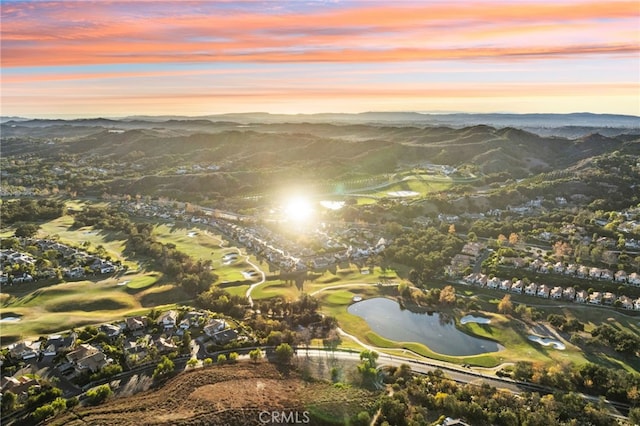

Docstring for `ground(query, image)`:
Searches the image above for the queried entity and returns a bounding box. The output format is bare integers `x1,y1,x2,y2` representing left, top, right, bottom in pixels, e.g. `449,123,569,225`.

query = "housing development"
0,114,639,426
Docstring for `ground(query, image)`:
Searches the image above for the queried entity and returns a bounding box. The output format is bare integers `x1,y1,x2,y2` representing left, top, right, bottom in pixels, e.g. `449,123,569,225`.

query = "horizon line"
3,110,640,120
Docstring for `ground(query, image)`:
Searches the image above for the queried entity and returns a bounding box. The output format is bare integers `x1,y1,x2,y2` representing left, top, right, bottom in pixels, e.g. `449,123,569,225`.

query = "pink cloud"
2,1,638,67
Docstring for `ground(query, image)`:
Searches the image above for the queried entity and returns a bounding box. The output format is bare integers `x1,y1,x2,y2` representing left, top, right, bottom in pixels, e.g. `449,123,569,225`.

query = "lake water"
348,298,500,356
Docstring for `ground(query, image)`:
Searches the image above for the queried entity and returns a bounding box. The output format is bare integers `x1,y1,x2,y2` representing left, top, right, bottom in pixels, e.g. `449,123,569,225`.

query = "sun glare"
284,197,314,222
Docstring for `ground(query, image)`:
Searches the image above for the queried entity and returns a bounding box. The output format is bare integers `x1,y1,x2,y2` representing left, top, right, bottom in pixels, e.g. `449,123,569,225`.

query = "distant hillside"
3,121,639,174
3,112,639,138
1,117,638,200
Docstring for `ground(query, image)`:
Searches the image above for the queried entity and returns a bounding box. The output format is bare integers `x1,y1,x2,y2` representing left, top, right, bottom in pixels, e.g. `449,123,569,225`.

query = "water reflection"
348,298,500,356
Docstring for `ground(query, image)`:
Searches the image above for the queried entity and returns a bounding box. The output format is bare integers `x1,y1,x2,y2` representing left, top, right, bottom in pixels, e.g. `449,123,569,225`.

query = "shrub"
86,384,112,405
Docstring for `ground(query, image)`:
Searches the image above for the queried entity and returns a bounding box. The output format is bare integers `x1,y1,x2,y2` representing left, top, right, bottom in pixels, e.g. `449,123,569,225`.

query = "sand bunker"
460,315,491,325
528,335,566,350
387,191,419,197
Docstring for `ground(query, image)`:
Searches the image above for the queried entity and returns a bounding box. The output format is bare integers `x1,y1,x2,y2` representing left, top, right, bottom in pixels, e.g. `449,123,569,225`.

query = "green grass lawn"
0,275,191,343
251,280,300,301
150,223,224,261
126,273,161,290
37,216,131,264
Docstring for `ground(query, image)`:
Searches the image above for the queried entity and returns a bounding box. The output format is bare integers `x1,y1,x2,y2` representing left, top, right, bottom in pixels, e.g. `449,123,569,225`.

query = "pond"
348,298,500,356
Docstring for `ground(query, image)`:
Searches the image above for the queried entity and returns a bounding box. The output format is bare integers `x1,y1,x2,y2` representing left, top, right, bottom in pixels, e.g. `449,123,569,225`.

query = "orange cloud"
2,1,638,67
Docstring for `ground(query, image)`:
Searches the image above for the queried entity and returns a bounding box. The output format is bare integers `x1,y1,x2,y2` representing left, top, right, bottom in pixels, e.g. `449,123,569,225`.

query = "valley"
1,114,640,425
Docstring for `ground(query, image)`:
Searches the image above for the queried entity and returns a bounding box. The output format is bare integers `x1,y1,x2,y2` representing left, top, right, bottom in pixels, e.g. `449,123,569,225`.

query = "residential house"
602,292,616,305
589,292,603,305
66,344,99,363
564,264,577,276
155,337,178,354
500,280,512,291
179,318,191,330
66,344,107,374
577,265,589,278
8,341,39,361
634,298,640,311
628,272,640,286
1,376,39,396
124,336,150,365
525,282,538,296
476,274,488,287
100,323,122,338
42,333,77,357
600,269,613,280
461,242,483,258
126,316,148,332
615,270,628,283
183,311,205,327
562,287,576,301
618,296,634,310
529,259,544,271
553,262,565,274
211,328,239,345
575,290,588,303
76,351,108,374
589,267,602,279
487,277,500,289
64,267,84,279
537,284,551,298
510,280,524,293
204,319,226,337
550,286,563,299
157,310,178,329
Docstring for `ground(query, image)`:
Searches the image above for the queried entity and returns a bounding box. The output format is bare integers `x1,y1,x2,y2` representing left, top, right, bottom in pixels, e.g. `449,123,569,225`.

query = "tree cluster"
510,360,640,405
382,367,625,426
591,324,640,355
72,208,218,295
1,199,65,224
384,227,463,284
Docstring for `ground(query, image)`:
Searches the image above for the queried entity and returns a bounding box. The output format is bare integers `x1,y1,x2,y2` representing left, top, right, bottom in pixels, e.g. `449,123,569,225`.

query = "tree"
1,390,18,414
357,350,380,389
152,355,175,379
32,404,55,422
217,354,227,365
553,241,572,262
508,232,519,246
438,285,456,305
274,343,294,365
14,223,40,238
203,357,213,367
249,348,263,364
86,384,112,405
602,251,618,268
66,396,79,409
379,394,408,426
352,411,372,426
228,352,239,363
513,361,534,381
498,294,513,314
448,224,456,235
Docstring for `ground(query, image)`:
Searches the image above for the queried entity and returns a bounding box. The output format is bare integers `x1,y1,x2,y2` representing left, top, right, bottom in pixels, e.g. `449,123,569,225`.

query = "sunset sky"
2,0,639,117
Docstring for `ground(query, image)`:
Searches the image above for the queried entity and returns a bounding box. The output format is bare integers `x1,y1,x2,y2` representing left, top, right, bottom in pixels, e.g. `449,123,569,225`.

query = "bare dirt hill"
50,362,377,426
